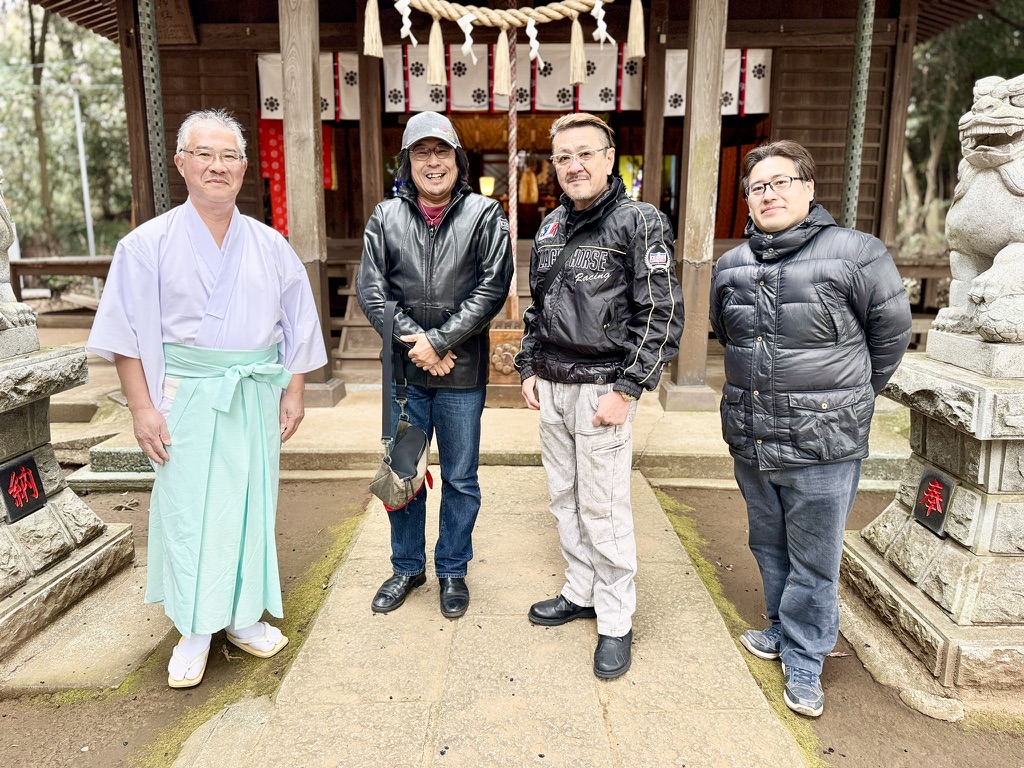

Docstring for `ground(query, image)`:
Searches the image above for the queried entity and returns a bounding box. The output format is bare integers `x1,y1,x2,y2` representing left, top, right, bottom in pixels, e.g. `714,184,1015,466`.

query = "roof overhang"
28,0,1006,48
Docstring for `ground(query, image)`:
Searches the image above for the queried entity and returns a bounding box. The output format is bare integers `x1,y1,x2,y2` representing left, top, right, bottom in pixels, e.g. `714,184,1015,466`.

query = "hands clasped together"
400,333,457,377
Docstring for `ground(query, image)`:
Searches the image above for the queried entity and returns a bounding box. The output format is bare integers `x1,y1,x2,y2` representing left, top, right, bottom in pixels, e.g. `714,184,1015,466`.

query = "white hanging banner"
257,53,284,118
663,48,772,118
721,49,741,116
383,45,407,113
533,43,574,112
619,50,642,111
319,52,335,120
385,44,440,113
741,49,773,115
663,50,688,117
449,45,490,112
384,43,644,115
493,46,532,112
336,52,360,120
258,53,337,120
408,44,445,112
383,45,443,113
578,43,618,112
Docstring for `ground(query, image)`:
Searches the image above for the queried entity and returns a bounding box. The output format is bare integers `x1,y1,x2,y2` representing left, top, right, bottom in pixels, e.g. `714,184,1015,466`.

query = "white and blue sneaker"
739,625,782,660
783,666,825,718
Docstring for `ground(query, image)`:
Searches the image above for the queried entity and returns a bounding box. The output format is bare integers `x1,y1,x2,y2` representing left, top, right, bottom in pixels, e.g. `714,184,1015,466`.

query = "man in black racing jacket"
357,111,513,622
515,112,683,680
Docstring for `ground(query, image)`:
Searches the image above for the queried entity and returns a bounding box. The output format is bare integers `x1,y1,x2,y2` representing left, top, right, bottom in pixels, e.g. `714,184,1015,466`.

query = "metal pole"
72,88,99,296
840,0,875,229
138,0,170,215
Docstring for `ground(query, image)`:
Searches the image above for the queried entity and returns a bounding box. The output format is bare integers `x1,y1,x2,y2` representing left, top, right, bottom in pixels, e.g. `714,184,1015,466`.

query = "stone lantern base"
0,345,134,660
842,331,1024,689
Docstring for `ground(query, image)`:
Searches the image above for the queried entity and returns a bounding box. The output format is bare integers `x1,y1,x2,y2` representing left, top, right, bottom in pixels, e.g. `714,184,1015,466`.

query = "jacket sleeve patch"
538,221,559,240
645,245,671,272
499,217,510,232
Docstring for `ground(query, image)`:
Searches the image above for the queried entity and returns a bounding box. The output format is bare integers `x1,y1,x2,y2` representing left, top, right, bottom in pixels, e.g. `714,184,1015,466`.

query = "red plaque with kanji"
912,469,955,537
2,454,47,523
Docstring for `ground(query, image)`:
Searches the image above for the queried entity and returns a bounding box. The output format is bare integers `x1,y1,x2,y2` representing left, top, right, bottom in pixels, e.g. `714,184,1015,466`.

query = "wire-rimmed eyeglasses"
409,145,454,162
179,148,245,166
550,146,611,168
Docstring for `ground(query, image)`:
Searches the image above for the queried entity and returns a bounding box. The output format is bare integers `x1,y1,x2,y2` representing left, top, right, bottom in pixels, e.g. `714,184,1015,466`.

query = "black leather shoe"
594,630,633,679
439,577,470,618
528,595,597,626
371,571,426,613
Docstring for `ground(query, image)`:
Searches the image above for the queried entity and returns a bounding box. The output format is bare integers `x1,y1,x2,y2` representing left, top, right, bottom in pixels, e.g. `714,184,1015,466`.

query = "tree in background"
0,0,131,258
901,0,1024,258
26,3,57,255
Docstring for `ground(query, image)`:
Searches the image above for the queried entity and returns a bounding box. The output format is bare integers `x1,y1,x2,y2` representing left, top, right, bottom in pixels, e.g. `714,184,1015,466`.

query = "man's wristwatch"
618,391,637,402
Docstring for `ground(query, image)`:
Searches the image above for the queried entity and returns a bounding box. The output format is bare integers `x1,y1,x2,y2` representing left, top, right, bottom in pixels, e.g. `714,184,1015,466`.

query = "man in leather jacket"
515,113,683,680
357,111,513,620
710,140,911,717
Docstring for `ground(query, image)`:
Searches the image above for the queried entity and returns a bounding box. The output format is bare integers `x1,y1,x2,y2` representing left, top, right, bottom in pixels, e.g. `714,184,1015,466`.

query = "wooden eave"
30,0,118,41
916,0,1002,40
28,0,1005,48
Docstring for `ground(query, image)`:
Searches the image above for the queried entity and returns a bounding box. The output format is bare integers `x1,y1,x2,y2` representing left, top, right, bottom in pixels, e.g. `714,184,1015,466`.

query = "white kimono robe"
88,198,327,412
87,198,328,634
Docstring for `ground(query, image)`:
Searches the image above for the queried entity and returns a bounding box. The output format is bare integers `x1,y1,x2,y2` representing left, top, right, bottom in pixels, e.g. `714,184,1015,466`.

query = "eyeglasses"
550,147,611,168
179,148,245,166
746,175,805,198
410,145,453,162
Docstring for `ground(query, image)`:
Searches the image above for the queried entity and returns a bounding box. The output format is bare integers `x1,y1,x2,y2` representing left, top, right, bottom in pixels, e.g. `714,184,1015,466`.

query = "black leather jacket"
357,180,514,388
710,204,912,469
515,177,684,399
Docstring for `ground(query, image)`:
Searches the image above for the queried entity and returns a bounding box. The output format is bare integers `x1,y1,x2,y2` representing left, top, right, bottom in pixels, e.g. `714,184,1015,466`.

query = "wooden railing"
10,257,113,301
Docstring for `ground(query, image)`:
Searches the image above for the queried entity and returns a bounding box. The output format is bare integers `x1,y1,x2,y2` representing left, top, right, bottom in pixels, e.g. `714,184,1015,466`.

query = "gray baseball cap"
401,111,462,150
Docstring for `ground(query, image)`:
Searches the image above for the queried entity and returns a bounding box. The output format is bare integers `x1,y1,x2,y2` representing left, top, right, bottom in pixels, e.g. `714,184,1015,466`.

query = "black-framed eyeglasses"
746,176,805,198
550,146,611,168
179,148,245,166
410,145,454,162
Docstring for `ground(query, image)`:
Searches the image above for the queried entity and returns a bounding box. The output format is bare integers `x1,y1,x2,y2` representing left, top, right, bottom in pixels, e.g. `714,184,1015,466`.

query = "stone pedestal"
658,380,719,411
0,345,134,660
842,330,1024,688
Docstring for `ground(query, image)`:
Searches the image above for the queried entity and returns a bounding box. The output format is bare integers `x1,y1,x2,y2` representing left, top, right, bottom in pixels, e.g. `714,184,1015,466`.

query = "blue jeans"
388,384,486,579
733,459,861,674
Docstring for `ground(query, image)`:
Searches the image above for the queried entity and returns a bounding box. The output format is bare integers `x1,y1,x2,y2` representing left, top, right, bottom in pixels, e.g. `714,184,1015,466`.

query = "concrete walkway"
174,465,806,768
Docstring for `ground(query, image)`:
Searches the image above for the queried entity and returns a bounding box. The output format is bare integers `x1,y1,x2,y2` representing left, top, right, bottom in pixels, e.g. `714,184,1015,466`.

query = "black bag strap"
380,301,410,447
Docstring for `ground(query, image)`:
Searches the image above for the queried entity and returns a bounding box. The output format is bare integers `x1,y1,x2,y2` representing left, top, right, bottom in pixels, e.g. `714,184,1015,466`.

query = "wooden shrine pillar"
278,0,344,405
357,3,385,224
115,0,155,225
879,0,918,248
660,0,727,411
641,0,668,209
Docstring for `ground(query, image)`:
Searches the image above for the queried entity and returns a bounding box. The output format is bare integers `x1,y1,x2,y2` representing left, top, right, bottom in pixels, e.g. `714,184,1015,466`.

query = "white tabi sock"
167,632,211,680
227,619,283,653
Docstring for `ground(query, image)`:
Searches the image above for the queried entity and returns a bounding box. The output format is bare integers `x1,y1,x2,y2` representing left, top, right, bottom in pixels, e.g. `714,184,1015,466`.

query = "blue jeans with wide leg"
388,384,486,579
733,458,862,675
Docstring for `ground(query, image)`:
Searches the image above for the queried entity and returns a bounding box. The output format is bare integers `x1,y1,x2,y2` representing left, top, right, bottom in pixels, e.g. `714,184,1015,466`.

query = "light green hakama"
146,343,293,636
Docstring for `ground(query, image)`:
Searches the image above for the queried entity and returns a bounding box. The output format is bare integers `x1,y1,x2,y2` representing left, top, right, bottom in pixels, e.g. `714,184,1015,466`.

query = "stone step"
76,425,908,492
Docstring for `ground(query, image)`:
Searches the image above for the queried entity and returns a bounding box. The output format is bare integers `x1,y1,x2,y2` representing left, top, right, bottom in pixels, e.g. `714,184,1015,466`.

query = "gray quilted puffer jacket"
710,204,911,470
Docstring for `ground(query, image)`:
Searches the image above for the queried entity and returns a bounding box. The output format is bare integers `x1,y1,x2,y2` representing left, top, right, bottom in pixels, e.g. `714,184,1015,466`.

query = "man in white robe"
88,109,327,688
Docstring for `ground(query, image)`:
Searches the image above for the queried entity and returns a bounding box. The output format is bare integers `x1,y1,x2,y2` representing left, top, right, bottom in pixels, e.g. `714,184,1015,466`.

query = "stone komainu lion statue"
934,73,1024,342
0,169,37,331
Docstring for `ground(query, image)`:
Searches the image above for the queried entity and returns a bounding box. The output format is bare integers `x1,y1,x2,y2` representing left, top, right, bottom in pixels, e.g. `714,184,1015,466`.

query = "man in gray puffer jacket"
710,140,911,718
